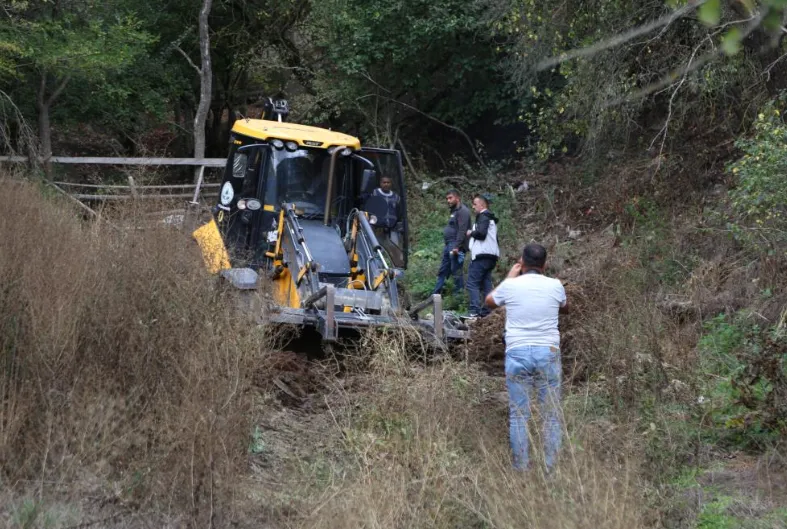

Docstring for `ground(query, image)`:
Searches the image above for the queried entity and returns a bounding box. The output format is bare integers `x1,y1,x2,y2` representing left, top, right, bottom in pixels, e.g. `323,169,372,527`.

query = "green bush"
698,313,786,448
727,96,787,253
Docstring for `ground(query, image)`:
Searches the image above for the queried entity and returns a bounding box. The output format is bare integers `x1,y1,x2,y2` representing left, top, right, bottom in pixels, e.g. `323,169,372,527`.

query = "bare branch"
175,45,201,75
357,94,487,171
0,89,38,161
648,34,705,176
46,75,71,107
762,26,787,80
610,11,766,107
360,71,392,94
763,51,787,80
536,0,707,71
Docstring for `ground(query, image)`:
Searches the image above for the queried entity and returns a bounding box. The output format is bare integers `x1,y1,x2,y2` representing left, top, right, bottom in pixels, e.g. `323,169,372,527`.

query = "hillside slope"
2,149,786,528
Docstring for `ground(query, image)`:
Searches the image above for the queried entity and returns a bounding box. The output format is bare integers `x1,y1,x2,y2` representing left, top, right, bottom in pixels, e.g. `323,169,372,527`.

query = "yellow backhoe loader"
191,99,468,344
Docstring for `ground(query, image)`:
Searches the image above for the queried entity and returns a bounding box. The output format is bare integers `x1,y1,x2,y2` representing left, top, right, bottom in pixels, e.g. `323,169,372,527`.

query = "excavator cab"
192,100,466,343
212,138,408,273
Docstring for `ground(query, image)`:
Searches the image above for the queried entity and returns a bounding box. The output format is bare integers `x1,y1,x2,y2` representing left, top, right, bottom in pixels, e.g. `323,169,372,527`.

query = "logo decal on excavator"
220,182,234,205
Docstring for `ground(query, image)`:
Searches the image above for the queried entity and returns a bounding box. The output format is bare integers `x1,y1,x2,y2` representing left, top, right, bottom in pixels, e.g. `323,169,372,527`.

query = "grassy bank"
2,165,786,528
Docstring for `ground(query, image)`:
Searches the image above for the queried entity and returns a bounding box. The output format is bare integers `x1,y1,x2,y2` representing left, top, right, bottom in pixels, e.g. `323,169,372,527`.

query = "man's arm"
453,206,470,250
558,283,569,314
485,261,522,308
485,291,500,309
470,213,490,241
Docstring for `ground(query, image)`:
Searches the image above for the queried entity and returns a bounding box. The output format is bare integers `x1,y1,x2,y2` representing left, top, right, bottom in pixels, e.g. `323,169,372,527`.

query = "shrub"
727,96,787,253
698,313,786,448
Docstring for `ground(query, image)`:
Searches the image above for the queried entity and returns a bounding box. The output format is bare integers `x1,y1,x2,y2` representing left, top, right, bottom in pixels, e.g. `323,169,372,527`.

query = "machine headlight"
369,214,378,225
285,141,298,151
271,139,284,149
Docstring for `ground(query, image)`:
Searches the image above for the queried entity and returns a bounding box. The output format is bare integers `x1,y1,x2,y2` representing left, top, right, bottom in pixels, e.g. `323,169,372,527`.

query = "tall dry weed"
297,330,647,529
0,177,268,524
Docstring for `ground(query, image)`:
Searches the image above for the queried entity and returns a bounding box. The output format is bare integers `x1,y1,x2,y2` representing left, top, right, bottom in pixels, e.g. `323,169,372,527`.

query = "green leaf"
763,8,783,32
698,0,721,27
739,0,756,13
721,28,743,56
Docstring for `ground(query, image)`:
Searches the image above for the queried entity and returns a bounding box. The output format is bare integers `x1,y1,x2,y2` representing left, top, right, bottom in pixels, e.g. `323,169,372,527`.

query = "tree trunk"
36,71,70,178
193,0,213,184
36,73,52,176
37,101,52,177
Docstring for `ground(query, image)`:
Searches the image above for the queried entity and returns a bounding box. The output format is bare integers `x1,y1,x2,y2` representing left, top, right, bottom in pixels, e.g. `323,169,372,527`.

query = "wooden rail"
57,181,222,202
53,181,221,190
0,156,227,221
0,156,226,167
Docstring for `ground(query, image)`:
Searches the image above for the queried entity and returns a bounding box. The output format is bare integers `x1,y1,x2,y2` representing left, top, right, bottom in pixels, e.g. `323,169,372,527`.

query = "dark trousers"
467,255,496,316
433,245,465,296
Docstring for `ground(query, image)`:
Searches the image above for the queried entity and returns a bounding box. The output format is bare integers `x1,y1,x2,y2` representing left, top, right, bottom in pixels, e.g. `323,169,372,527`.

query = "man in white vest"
466,194,499,318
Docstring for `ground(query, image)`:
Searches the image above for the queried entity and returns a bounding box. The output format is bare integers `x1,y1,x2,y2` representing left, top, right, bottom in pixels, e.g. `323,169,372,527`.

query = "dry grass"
3,162,783,528
0,176,270,526
276,330,650,529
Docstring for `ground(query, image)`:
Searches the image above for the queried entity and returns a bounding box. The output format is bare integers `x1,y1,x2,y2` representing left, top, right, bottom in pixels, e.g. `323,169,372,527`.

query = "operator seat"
277,156,320,203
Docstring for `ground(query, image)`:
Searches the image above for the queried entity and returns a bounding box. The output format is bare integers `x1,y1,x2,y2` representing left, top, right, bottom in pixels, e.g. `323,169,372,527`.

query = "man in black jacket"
466,194,500,317
362,175,401,229
432,189,472,297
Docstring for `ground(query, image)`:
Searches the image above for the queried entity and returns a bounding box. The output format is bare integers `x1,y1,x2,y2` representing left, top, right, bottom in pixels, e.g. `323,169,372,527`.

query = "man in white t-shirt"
485,243,569,471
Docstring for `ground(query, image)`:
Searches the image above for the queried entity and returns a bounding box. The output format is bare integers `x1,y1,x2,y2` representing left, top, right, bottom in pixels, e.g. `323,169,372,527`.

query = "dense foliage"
3,0,787,164
727,96,787,252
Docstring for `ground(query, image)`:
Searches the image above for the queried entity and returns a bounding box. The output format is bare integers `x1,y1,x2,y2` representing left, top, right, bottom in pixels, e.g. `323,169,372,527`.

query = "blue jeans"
506,345,562,471
467,256,496,316
433,245,465,296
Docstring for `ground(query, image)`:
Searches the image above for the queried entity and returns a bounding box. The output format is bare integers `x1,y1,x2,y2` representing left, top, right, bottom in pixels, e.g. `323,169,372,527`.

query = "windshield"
265,148,338,218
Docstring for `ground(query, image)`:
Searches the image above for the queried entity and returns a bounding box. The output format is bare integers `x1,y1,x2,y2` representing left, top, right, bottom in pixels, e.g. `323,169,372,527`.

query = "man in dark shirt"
361,175,405,266
363,175,401,229
432,189,472,297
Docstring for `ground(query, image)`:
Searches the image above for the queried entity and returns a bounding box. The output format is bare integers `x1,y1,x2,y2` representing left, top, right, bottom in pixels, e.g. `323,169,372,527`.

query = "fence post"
128,176,139,198
184,165,206,233
191,165,205,204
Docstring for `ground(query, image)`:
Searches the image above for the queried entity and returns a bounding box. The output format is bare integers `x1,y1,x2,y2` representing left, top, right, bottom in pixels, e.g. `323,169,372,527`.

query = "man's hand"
507,259,523,278
466,229,472,237
451,248,459,255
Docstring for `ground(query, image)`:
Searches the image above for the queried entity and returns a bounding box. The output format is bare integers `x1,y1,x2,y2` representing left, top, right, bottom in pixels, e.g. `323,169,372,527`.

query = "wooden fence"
53,180,221,201
0,155,227,219
0,156,226,167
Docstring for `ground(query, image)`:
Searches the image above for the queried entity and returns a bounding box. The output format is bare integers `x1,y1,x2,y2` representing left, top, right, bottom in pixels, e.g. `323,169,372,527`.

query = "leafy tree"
303,0,515,148
165,0,314,155
0,0,152,171
493,0,787,160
